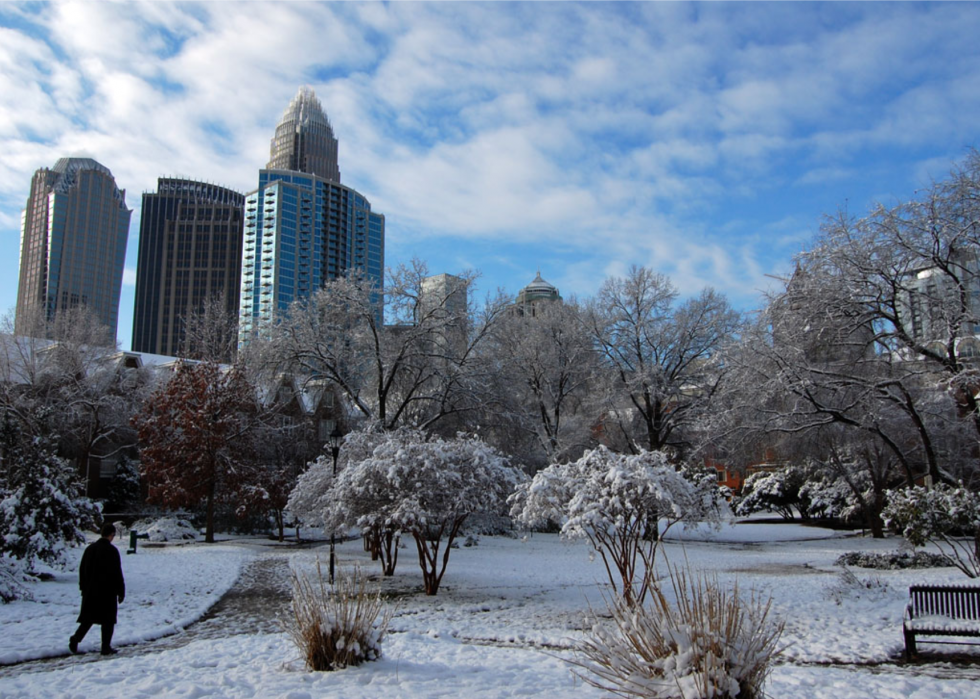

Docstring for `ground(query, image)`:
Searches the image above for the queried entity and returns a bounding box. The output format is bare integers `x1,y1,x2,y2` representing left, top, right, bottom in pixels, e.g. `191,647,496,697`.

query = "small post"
328,424,343,585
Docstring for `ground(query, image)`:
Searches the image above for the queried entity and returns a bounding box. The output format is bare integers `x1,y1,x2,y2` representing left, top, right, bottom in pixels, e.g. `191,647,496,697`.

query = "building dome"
514,272,562,317
518,272,560,302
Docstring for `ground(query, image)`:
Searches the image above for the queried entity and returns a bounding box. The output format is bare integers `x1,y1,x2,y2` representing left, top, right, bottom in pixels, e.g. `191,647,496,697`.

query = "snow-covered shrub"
100,457,141,514
827,568,889,606
0,555,33,603
883,484,980,578
132,516,198,542
834,550,952,570
288,561,390,672
571,566,785,699
510,446,729,605
735,465,809,520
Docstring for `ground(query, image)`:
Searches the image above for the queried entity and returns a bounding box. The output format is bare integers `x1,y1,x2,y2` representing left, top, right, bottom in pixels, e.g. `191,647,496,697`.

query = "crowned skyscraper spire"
267,86,341,183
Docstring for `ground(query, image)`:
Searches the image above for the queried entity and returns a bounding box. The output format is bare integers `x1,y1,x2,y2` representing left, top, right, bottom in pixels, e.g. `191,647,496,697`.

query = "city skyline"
3,2,980,350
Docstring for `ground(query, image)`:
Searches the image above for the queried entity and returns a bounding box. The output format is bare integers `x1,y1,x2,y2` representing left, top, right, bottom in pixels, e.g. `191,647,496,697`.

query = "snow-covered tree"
290,428,522,594
0,307,148,495
729,152,980,491
133,360,262,543
510,446,730,606
884,484,980,578
585,266,742,458
0,410,98,574
487,299,600,467
262,261,509,434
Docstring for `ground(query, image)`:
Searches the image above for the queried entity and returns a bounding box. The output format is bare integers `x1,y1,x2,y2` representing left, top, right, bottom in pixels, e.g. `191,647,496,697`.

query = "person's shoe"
100,647,118,656
68,637,79,654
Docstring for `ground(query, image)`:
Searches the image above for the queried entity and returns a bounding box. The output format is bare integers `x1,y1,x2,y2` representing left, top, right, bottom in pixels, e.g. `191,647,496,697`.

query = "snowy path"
0,549,291,679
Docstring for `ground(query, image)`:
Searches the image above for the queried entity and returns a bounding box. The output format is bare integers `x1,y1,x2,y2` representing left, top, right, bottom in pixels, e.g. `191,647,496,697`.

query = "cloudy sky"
2,1,980,350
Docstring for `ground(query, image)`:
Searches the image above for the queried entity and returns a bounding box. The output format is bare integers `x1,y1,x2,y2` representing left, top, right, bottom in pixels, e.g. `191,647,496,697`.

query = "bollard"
127,529,149,554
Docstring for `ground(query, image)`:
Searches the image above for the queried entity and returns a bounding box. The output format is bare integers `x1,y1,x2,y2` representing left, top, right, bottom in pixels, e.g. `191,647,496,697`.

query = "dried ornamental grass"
571,567,785,699
288,560,391,671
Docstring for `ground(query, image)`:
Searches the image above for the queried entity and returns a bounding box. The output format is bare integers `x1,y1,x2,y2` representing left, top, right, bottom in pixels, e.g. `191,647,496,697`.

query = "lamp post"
328,424,343,585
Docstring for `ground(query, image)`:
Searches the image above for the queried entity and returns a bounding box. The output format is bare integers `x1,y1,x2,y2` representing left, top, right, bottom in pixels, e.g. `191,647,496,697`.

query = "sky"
2,1,980,351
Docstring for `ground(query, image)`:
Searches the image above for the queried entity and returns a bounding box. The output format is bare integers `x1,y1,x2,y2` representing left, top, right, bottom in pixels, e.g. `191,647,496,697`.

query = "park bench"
903,584,980,660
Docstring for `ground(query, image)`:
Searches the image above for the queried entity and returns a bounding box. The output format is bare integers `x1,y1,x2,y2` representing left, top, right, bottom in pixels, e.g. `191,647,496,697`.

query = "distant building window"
318,419,336,442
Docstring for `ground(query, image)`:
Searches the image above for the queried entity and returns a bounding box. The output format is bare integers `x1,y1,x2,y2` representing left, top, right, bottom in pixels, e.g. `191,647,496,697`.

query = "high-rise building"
239,88,384,344
420,273,469,357
132,178,245,357
267,86,341,183
16,157,131,341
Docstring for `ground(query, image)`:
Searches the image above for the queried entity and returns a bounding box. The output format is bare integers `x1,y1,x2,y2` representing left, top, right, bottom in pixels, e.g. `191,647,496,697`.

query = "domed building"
514,271,562,317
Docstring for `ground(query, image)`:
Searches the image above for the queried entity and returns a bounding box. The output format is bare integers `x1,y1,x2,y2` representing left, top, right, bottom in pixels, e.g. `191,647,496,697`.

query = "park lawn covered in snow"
2,521,980,698
0,536,246,664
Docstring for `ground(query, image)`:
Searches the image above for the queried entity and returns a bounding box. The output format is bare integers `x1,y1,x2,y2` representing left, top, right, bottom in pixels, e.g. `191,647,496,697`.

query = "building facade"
16,158,131,341
132,178,245,357
420,273,469,358
239,87,384,344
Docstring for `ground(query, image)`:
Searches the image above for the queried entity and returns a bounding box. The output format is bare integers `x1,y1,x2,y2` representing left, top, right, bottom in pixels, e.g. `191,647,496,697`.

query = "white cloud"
1,0,980,340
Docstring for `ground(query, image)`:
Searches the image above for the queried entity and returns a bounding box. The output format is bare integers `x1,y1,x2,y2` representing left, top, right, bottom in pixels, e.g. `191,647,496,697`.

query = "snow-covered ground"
0,539,246,664
1,522,979,698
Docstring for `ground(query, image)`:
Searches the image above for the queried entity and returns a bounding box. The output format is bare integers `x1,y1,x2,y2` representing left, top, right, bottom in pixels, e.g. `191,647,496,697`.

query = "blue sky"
2,1,980,350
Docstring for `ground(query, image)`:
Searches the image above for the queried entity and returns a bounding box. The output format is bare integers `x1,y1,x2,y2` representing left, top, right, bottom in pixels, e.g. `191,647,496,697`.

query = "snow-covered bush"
290,428,524,594
736,465,809,520
883,484,980,578
834,550,952,570
132,516,198,542
510,446,729,605
288,561,390,672
827,567,889,606
571,566,784,699
0,555,33,603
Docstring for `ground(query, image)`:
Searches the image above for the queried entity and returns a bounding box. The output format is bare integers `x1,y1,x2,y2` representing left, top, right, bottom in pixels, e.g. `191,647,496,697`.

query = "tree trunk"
205,478,216,543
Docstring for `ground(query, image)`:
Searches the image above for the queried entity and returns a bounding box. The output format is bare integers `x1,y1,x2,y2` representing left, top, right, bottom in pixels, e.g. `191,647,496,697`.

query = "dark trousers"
72,622,114,652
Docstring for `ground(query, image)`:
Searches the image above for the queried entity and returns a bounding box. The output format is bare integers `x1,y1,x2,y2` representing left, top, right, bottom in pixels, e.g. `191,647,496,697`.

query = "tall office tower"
15,157,131,342
420,273,469,358
132,179,245,358
267,86,341,183
239,89,384,345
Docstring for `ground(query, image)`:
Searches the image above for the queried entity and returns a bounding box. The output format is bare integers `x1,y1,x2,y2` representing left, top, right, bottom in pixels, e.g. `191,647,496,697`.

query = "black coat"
77,537,125,625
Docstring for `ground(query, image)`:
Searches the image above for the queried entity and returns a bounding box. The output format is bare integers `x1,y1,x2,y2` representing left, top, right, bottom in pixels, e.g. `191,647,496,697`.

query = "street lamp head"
329,424,344,449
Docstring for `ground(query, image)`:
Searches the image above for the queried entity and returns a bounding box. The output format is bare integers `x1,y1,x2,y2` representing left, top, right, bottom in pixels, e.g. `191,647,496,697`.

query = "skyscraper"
267,86,341,183
16,157,131,341
132,178,245,357
239,88,384,344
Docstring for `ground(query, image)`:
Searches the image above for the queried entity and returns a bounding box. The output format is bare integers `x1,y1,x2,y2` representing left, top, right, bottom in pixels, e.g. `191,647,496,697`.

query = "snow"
2,521,979,698
0,537,245,664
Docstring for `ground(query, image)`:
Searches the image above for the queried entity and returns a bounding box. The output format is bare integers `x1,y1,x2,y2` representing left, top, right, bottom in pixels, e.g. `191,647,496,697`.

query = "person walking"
69,523,125,656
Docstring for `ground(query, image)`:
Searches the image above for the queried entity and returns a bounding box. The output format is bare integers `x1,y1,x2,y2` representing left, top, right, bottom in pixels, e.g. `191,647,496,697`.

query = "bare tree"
585,266,742,458
181,292,239,364
264,260,509,432
487,299,600,467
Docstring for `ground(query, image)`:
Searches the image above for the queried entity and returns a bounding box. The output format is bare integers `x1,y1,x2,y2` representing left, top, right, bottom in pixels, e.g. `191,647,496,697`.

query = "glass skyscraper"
132,178,245,357
15,157,131,342
239,87,384,344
